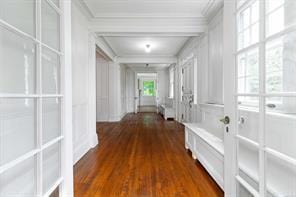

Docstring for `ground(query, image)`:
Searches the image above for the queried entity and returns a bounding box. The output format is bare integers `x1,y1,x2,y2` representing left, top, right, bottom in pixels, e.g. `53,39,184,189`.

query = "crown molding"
94,35,117,61
73,0,94,20
201,0,224,21
96,32,201,37
116,56,177,64
89,17,207,34
177,36,200,57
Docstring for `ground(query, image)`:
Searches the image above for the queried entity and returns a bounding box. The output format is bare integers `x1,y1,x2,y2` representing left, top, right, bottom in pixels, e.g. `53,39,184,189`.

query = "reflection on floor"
74,113,223,197
138,105,157,112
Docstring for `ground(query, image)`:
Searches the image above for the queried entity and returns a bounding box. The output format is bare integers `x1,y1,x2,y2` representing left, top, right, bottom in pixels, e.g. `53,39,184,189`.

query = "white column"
61,0,74,196
88,33,99,148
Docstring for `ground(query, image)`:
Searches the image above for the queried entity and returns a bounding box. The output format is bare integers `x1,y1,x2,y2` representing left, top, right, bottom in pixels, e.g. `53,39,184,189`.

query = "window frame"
142,80,156,97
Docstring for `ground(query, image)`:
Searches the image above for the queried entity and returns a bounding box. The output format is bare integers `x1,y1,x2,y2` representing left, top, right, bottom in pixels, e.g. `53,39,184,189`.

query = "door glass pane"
266,155,296,197
0,98,36,165
266,0,296,37
42,98,61,144
266,32,296,93
237,48,259,94
42,47,60,94
238,141,259,188
42,142,61,194
0,0,35,36
265,97,296,159
237,0,259,50
238,97,259,142
0,27,36,94
42,0,60,50
0,156,37,196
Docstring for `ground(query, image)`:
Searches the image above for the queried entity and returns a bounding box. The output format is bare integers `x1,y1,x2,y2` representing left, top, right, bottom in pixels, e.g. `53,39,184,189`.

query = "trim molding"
117,56,177,64
72,0,94,20
201,0,224,22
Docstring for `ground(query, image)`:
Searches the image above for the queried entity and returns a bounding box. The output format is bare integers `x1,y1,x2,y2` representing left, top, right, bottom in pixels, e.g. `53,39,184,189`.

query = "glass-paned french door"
235,0,296,196
0,0,65,196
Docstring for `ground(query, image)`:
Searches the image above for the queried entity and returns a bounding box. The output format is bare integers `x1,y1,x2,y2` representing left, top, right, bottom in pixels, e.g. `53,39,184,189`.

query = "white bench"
159,104,175,120
184,123,224,190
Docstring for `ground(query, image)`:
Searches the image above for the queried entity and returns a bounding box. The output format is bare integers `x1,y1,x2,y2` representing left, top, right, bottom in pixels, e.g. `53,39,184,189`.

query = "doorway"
136,73,158,113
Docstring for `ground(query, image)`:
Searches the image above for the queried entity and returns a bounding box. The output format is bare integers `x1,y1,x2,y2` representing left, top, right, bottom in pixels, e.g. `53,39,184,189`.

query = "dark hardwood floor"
74,113,224,197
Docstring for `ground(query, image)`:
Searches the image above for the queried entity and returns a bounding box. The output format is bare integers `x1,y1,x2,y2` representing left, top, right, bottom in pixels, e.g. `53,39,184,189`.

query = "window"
237,0,260,106
237,0,296,109
237,48,259,94
238,0,259,50
143,80,155,96
169,67,174,98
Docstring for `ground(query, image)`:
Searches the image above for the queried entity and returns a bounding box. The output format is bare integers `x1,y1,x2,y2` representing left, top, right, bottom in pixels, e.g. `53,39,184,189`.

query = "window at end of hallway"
143,80,155,96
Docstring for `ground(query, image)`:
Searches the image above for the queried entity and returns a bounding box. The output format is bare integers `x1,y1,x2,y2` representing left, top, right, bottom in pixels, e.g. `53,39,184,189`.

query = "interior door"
224,0,296,196
181,58,194,122
0,0,72,196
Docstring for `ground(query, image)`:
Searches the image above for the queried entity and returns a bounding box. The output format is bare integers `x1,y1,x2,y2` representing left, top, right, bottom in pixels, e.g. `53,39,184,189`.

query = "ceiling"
76,0,223,67
128,63,170,68
103,36,190,57
83,0,209,18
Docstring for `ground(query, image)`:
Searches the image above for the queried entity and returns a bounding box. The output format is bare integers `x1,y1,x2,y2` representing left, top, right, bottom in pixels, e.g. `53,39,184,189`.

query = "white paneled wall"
72,3,98,164
157,69,169,105
108,62,122,121
126,68,135,113
96,56,127,122
96,55,109,121
208,10,223,104
175,9,224,126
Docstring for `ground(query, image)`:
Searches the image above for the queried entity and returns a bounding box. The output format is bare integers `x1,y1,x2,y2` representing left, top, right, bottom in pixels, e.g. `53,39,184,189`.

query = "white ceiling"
104,36,190,57
77,0,223,67
127,63,170,68
83,0,210,18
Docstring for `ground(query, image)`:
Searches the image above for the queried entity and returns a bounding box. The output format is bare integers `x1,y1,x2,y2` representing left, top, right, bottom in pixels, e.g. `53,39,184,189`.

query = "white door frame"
223,1,237,196
61,1,74,196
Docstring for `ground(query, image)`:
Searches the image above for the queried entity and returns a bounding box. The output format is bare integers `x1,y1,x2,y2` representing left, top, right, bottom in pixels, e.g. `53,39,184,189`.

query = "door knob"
220,116,230,125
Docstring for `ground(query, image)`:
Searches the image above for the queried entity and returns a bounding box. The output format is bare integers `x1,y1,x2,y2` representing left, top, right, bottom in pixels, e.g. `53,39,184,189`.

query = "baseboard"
73,136,91,164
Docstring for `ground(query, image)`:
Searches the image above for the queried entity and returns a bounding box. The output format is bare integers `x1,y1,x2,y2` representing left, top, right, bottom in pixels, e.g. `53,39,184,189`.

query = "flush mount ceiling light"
145,44,151,53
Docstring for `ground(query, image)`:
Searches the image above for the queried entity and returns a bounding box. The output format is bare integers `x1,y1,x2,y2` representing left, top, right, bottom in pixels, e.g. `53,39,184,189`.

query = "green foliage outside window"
143,81,155,96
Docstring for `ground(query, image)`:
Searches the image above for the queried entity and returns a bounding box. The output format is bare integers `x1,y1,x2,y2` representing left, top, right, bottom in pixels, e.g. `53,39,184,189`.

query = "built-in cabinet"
185,123,224,189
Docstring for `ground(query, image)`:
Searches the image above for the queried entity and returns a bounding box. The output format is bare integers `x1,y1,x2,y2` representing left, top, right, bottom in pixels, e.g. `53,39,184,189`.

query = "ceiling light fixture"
145,44,151,53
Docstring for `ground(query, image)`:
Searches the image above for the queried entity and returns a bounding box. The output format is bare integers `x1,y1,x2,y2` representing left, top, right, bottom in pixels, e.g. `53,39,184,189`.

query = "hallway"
74,113,223,197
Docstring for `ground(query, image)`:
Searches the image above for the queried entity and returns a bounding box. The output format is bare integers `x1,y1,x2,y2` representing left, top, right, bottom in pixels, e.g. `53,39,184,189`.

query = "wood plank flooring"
74,113,223,197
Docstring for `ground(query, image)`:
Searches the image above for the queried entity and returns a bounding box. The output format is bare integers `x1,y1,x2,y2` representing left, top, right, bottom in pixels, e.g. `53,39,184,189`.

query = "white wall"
108,62,123,121
208,10,223,104
174,9,224,139
157,69,169,105
71,3,98,164
96,57,127,122
126,68,135,113
96,53,109,121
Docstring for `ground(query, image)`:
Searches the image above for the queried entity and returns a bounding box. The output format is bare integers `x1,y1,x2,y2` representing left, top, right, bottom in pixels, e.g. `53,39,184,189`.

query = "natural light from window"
143,80,155,96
